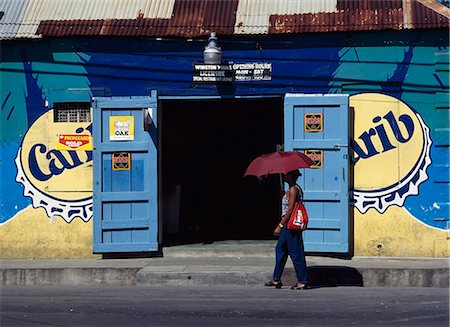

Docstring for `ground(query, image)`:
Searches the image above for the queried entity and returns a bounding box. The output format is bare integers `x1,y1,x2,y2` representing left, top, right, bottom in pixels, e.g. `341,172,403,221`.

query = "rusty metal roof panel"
234,0,337,34
411,0,450,28
34,0,239,38
268,0,449,34
0,0,176,39
165,0,209,37
269,7,406,34
1,0,449,40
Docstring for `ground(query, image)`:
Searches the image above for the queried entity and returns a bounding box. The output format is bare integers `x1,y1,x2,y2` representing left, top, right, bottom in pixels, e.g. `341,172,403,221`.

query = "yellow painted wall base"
354,206,450,257
2,205,448,258
0,206,99,259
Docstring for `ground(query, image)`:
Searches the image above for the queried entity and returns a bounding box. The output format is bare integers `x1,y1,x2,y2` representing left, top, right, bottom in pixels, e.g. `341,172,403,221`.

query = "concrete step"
162,240,277,258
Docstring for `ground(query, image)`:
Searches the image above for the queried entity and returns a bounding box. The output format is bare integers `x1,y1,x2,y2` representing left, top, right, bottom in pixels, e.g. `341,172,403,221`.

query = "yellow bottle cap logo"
350,93,432,213
15,110,93,223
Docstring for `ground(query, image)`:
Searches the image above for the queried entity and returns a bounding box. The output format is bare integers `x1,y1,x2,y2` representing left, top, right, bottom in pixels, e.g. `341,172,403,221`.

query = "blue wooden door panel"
284,94,349,253
93,94,158,253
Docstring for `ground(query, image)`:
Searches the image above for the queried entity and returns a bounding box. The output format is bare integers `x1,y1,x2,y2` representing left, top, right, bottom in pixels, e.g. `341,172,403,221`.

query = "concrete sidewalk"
1,241,449,288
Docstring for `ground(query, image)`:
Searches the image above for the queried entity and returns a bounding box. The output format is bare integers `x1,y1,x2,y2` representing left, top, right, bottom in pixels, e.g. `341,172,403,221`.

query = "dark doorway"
160,97,283,245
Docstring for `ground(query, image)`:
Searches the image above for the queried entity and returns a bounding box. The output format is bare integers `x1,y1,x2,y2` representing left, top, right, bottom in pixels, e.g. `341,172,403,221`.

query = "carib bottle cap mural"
351,93,432,214
15,110,93,223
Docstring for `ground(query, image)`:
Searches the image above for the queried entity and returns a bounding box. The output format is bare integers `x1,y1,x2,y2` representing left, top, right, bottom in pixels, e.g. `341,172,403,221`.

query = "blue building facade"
1,1,449,257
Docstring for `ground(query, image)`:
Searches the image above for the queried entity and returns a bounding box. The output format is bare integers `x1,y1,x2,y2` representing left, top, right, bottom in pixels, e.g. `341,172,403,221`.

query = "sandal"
290,283,308,290
265,280,283,289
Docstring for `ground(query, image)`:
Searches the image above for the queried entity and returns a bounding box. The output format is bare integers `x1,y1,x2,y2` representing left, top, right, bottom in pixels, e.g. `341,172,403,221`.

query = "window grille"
53,102,91,122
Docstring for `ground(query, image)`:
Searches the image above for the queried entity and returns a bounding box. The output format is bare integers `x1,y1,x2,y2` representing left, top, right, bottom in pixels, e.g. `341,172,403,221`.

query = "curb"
2,266,448,288
1,268,141,286
2,245,448,288
136,270,271,287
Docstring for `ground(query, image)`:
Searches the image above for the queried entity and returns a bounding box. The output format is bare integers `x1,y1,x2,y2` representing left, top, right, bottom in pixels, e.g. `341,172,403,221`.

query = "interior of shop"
160,97,283,245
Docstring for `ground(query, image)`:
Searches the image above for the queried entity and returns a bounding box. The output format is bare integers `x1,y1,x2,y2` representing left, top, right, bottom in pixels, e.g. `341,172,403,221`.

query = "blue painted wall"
1,30,448,257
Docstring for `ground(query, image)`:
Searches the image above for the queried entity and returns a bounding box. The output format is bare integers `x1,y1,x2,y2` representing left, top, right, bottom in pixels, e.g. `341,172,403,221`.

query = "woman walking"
265,170,308,290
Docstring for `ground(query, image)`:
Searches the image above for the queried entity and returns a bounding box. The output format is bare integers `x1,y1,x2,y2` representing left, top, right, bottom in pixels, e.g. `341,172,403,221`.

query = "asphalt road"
1,286,448,327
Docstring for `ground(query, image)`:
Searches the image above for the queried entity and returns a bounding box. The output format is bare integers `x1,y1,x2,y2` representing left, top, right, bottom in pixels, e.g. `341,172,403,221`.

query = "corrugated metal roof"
234,0,338,34
1,0,449,40
268,0,450,34
0,0,177,38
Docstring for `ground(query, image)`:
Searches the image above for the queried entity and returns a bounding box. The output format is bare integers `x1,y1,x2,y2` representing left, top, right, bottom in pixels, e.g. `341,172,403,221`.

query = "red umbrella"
244,151,314,177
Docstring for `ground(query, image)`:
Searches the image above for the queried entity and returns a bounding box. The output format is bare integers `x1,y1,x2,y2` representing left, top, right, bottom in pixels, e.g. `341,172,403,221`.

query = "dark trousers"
273,227,308,283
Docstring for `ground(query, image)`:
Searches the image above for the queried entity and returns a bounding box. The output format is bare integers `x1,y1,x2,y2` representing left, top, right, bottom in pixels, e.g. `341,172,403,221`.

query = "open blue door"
93,92,158,253
284,94,350,253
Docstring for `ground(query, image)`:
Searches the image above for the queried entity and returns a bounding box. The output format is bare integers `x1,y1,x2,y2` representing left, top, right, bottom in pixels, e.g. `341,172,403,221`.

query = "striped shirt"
281,185,303,217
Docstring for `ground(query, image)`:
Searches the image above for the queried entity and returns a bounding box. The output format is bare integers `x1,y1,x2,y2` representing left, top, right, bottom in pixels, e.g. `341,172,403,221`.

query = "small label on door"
304,113,323,132
110,116,134,141
305,150,323,168
113,152,131,170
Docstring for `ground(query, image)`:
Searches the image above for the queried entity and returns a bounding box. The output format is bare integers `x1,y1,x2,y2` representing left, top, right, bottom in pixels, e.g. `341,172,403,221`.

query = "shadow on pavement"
307,266,364,288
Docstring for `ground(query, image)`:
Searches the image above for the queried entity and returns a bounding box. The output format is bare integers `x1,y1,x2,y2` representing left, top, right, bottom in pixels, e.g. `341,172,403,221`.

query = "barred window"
53,102,91,122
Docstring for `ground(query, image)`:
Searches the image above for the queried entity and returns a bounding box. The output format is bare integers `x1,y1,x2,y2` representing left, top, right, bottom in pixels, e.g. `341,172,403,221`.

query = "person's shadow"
307,266,364,288
284,266,364,288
